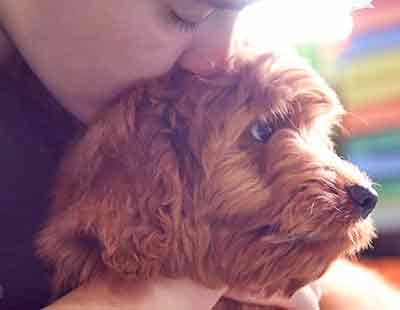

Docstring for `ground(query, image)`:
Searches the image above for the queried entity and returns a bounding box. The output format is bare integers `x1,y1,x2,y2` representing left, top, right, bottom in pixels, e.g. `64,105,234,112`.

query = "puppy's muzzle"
347,185,378,219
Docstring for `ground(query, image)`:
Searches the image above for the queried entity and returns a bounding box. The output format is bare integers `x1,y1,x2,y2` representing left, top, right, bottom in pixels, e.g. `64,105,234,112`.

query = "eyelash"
168,10,199,33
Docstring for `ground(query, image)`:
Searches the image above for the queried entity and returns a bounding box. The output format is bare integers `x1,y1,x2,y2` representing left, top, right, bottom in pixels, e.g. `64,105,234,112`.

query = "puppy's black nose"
347,185,378,219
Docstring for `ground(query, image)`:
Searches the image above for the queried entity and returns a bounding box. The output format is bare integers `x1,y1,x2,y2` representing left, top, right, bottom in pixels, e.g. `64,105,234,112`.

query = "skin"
43,274,320,310
0,0,320,308
44,275,228,310
0,0,259,122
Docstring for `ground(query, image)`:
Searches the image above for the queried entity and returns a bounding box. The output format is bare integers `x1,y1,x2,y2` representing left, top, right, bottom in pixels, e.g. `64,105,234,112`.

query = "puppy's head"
37,52,376,298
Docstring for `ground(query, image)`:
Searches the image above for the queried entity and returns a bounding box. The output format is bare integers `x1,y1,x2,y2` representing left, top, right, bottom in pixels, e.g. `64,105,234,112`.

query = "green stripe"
344,129,400,154
375,180,400,204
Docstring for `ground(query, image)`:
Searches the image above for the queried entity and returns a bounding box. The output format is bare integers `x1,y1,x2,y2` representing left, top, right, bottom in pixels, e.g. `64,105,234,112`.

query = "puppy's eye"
250,120,274,143
253,224,280,236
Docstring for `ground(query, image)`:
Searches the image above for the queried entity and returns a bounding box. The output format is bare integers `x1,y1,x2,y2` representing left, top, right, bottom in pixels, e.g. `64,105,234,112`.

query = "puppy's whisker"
332,205,343,213
308,202,316,215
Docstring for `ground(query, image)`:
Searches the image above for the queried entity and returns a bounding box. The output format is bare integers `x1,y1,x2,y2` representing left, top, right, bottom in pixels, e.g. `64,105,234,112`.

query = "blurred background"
237,0,400,277
336,0,400,260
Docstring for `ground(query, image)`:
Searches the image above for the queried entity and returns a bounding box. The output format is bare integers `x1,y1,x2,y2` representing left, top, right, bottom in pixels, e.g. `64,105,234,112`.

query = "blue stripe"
348,153,400,180
338,25,400,65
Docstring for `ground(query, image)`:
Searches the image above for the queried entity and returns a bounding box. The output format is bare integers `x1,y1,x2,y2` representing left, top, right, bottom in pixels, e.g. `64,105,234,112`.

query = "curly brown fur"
36,51,376,307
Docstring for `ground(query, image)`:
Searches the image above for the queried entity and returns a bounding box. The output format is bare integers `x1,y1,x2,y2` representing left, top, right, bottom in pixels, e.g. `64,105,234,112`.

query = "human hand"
289,282,321,310
225,281,322,309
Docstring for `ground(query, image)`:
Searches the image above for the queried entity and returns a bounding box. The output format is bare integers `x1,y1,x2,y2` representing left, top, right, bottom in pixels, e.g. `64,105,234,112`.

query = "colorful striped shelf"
335,1,400,234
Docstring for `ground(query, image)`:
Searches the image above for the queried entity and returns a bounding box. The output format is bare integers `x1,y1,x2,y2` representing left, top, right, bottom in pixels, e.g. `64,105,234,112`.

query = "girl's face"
4,0,259,121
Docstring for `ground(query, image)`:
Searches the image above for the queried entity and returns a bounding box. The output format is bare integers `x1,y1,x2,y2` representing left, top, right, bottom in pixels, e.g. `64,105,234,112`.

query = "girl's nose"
178,10,238,74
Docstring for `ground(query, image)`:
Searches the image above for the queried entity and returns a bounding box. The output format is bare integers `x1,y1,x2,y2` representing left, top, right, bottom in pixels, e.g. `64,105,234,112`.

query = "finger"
289,282,322,310
224,290,292,308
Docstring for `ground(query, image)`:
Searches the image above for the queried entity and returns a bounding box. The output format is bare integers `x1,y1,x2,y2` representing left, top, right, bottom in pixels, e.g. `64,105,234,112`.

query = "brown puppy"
37,51,379,308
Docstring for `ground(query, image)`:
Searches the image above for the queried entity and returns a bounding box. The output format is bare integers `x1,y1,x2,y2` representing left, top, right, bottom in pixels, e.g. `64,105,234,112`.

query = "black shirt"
0,57,82,310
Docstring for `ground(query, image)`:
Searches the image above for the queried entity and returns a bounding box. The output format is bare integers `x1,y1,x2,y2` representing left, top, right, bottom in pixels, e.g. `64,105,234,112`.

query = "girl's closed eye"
165,0,216,32
168,9,200,32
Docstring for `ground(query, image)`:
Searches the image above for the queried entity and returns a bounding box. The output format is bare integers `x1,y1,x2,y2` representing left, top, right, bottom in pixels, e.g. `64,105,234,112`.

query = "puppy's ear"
36,93,183,297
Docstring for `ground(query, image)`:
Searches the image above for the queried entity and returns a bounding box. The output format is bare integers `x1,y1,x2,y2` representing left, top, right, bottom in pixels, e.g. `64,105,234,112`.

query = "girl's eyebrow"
198,0,263,11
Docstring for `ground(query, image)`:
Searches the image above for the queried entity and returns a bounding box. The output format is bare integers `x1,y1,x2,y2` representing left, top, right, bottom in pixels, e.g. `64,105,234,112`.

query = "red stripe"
344,100,400,136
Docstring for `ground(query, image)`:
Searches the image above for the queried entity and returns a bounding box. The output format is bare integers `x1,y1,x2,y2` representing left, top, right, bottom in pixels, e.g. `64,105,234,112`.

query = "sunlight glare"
236,0,355,47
